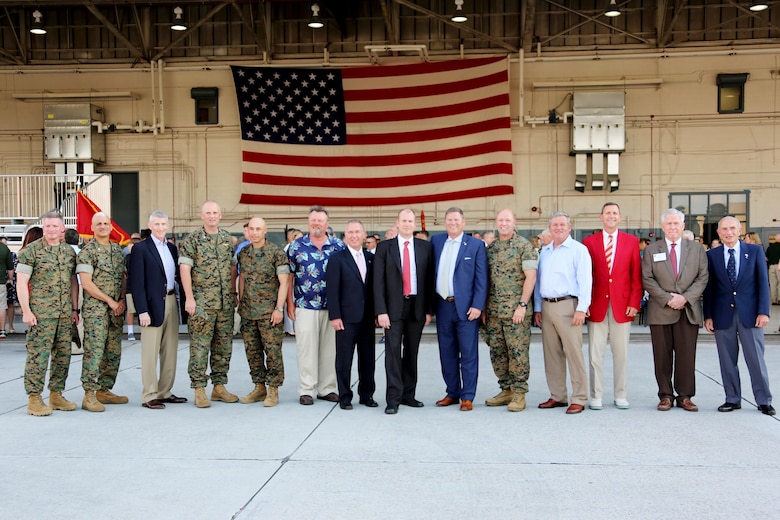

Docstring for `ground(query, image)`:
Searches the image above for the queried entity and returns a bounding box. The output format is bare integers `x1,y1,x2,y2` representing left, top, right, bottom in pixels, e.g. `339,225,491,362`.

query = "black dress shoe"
339,402,353,410
717,402,741,412
759,404,776,416
160,394,188,404
142,399,165,409
359,398,379,408
385,405,398,415
401,398,424,408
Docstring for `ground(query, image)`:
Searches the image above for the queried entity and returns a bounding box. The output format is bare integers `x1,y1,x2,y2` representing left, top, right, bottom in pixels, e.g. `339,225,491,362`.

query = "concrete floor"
0,318,778,520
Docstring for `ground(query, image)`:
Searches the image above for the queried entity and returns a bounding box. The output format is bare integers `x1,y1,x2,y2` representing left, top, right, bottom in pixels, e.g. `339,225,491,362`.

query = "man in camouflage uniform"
16,211,79,416
179,200,238,408
237,217,290,407
77,212,128,412
483,209,538,412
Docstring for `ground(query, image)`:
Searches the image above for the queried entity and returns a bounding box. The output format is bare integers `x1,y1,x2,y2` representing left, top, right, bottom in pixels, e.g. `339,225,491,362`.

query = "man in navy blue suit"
129,210,187,409
704,216,775,416
326,220,377,410
431,208,488,411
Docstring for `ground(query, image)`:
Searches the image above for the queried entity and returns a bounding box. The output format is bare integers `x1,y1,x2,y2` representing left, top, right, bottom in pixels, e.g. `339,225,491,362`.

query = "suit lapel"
346,249,363,282
147,240,165,274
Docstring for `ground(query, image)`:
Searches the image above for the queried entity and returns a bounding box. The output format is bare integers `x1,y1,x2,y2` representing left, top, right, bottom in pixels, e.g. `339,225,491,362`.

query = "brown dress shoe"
316,392,339,403
677,397,698,412
565,404,584,414
459,400,473,411
538,398,568,409
436,396,459,407
657,397,673,411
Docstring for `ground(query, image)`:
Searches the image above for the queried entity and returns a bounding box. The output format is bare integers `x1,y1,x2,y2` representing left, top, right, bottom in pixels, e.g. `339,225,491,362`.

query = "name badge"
653,252,667,262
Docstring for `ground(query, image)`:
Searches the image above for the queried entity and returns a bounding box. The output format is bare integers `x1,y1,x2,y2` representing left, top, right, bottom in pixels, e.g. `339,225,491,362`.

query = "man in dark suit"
704,216,775,416
373,208,434,415
128,210,188,409
583,202,643,410
327,219,377,410
642,208,708,412
431,208,488,412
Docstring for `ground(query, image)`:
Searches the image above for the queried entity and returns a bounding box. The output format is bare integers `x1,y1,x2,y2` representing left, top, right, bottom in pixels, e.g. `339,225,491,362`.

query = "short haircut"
397,208,415,218
548,211,571,226
345,219,365,231
149,210,168,222
444,207,464,218
660,208,685,225
309,205,329,217
64,228,80,245
601,202,620,213
42,210,64,222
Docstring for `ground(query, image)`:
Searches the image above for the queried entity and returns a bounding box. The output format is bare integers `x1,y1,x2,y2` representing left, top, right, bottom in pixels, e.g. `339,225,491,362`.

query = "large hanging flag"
231,57,513,206
75,190,131,245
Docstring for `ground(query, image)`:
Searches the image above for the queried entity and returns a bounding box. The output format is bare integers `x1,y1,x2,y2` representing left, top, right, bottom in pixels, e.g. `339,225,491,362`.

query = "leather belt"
443,296,455,302
166,289,175,295
543,295,575,303
403,294,416,300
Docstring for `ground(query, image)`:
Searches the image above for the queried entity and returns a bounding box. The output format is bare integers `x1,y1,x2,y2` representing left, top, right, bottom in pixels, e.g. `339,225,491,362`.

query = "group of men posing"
18,201,774,418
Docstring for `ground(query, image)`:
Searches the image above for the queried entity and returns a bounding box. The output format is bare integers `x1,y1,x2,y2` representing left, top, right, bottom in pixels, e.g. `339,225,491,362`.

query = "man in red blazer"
583,203,643,410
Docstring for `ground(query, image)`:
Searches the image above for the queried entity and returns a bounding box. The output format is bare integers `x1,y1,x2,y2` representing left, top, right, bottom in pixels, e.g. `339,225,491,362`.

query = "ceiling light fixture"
605,0,621,17
451,0,468,23
30,9,47,35
171,6,187,31
749,2,769,12
308,3,324,29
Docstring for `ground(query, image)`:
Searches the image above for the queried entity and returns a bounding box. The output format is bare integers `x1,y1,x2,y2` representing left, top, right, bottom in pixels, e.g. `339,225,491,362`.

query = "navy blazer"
703,241,770,329
326,248,374,324
431,233,488,320
128,238,180,327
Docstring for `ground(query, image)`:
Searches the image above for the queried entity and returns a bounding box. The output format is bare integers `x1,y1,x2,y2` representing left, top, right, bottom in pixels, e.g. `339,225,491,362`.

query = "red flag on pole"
76,190,131,245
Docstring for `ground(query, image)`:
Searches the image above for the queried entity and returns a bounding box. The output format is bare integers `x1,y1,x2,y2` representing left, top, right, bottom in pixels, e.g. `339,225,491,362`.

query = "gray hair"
148,210,169,222
444,207,464,218
345,219,365,231
660,208,685,225
42,210,64,222
682,230,695,240
548,211,571,226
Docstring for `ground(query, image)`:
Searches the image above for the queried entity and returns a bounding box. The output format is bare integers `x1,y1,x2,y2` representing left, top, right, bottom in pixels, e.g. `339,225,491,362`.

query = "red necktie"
670,242,678,279
605,234,614,273
402,241,411,296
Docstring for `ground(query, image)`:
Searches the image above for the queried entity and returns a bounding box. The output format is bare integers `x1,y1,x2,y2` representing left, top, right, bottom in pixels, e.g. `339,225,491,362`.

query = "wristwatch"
518,302,528,308
274,306,284,312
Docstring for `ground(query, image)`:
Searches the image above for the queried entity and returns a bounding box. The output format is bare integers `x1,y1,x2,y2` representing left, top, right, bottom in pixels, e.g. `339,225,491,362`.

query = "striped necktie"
605,234,614,273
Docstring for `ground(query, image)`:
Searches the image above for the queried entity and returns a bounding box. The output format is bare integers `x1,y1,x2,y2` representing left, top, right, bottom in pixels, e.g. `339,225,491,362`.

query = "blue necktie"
727,248,737,287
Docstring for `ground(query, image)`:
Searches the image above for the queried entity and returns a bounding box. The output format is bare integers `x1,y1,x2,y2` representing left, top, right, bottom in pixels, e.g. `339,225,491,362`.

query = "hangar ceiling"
0,1,777,66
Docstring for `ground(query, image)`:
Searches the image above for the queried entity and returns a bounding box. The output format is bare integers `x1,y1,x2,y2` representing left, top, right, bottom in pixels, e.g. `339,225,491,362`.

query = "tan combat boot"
211,384,238,403
239,383,267,404
27,394,53,416
82,391,106,412
96,389,129,404
263,386,279,407
485,388,513,407
49,391,77,411
194,387,211,408
507,392,527,412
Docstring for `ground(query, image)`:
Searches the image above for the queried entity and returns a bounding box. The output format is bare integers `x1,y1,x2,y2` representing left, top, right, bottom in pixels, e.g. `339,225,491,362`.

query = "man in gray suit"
642,208,708,412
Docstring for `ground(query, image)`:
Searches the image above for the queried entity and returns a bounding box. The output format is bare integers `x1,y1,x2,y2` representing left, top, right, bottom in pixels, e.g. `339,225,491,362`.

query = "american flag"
231,57,513,206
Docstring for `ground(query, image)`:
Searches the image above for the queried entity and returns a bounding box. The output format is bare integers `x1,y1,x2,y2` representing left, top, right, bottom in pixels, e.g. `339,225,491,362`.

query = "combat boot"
211,384,239,403
96,389,129,404
194,387,211,408
49,391,77,411
27,394,53,416
82,391,106,412
239,383,267,404
264,386,279,407
507,392,527,412
485,388,513,407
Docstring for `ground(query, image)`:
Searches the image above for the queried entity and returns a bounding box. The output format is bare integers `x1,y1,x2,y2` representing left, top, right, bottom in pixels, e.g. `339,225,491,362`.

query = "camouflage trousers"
24,317,72,394
483,316,532,394
240,317,284,387
80,309,124,391
187,308,234,388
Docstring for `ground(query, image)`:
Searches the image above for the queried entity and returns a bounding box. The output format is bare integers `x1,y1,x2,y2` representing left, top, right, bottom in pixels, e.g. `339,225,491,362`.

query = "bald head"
247,217,268,246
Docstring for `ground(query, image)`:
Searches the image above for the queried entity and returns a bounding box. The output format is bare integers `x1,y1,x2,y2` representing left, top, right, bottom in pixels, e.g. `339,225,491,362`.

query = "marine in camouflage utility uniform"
17,239,77,394
484,233,538,394
179,227,237,388
76,239,126,392
237,241,290,387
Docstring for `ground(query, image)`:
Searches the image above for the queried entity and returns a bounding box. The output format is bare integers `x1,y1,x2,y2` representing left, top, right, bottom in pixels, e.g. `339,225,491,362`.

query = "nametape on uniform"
653,252,667,262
